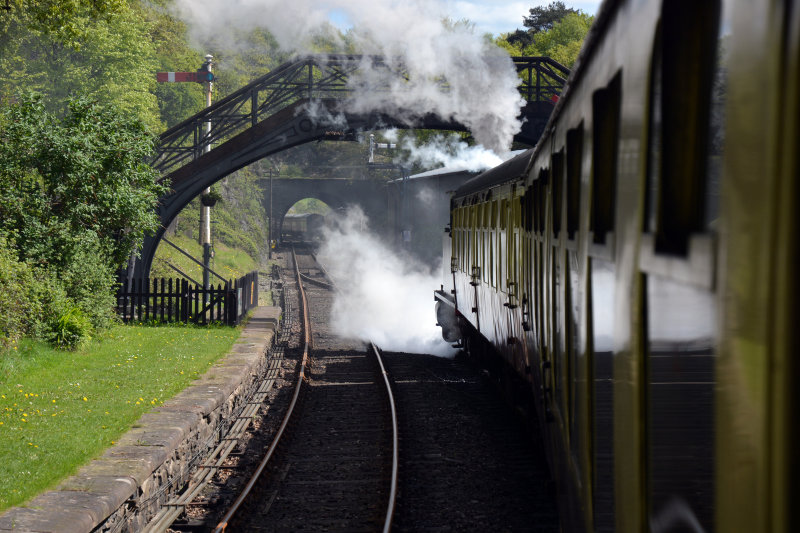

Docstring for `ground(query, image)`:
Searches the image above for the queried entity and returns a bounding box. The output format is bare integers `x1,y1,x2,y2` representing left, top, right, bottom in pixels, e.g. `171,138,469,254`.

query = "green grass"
151,233,257,283
0,324,240,512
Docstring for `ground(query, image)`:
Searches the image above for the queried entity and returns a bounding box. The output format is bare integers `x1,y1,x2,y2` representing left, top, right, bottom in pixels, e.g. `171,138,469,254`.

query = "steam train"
435,0,799,531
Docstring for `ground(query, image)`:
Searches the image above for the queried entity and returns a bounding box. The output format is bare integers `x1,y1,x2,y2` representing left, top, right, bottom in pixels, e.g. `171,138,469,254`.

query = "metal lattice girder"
152,55,570,176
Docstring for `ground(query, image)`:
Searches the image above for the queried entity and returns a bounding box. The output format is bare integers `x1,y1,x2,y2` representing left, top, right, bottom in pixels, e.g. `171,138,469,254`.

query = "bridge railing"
152,55,570,175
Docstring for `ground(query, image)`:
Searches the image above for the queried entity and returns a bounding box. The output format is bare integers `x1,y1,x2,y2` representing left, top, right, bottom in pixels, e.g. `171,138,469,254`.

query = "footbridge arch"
131,55,569,279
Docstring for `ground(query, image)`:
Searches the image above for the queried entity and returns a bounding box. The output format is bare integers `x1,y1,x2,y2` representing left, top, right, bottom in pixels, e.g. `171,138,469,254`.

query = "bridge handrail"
153,54,570,175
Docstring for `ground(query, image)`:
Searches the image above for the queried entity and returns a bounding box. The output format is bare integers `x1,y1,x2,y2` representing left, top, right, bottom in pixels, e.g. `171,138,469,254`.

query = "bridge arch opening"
280,198,334,244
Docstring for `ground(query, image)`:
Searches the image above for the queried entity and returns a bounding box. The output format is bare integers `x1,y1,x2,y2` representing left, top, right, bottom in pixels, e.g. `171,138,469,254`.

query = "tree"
497,10,593,68
0,0,125,50
524,2,579,34
504,1,580,50
0,92,166,270
0,1,162,131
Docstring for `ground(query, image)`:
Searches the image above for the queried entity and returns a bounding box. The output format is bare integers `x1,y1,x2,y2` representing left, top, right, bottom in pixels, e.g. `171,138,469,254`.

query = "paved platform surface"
0,307,280,533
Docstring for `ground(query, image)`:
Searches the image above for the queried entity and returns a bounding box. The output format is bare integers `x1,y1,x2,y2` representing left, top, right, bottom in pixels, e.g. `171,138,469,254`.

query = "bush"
57,232,118,330
0,236,100,352
51,307,93,350
0,238,43,350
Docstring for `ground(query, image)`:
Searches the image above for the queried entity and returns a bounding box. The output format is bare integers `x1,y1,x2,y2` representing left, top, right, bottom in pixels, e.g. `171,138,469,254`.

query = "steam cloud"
384,129,504,171
316,207,456,357
171,0,524,153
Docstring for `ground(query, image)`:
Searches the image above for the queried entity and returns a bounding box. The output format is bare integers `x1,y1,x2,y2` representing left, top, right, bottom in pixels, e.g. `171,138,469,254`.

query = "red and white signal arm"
156,71,214,83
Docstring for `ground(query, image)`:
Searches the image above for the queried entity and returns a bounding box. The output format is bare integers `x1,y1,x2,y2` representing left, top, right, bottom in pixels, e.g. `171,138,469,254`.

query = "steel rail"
303,248,397,531
370,341,399,533
212,247,311,533
211,248,398,531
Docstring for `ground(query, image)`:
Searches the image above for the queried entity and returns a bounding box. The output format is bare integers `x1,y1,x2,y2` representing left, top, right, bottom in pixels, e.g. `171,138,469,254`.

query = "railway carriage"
435,0,799,531
281,213,326,243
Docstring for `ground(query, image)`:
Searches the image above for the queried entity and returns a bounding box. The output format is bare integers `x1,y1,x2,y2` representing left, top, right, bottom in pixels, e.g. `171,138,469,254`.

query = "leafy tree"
0,92,166,345
0,92,166,270
0,1,162,131
497,11,593,68
0,0,125,50
504,1,580,50
524,1,578,34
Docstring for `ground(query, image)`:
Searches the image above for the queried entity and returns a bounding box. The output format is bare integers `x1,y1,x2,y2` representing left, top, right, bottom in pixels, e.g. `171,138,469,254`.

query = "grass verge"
0,323,240,512
151,233,257,282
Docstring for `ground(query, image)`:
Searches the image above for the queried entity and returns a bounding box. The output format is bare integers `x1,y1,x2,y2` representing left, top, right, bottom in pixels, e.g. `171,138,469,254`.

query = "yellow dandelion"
83,397,88,402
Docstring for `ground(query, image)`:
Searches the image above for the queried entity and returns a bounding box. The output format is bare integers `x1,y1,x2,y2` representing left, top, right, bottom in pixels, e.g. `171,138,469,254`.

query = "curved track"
215,247,398,531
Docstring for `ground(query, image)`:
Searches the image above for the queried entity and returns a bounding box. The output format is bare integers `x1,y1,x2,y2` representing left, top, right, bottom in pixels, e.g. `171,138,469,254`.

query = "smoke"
316,207,456,357
385,129,504,171
171,0,525,153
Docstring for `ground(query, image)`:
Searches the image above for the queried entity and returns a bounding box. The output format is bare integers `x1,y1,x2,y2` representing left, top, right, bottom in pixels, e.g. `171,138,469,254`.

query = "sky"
328,1,602,38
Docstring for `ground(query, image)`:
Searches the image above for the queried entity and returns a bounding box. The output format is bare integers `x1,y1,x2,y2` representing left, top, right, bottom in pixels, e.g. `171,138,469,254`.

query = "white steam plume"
385,129,504,171
171,0,525,153
316,207,456,357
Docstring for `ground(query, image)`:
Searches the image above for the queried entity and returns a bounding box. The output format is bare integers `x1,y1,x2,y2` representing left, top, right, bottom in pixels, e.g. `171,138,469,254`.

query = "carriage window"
646,0,721,255
566,125,584,239
551,151,565,238
538,168,548,235
522,187,532,232
591,73,621,245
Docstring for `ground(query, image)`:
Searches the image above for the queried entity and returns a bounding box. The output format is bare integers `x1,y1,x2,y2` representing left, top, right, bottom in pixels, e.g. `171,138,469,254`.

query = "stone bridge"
262,177,388,240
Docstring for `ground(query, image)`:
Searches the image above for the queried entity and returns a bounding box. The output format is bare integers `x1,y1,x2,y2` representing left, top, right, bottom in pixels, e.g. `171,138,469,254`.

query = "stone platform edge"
0,306,282,533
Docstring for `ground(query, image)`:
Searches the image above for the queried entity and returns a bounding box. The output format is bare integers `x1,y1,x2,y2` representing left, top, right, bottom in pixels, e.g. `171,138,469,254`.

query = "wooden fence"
116,271,259,326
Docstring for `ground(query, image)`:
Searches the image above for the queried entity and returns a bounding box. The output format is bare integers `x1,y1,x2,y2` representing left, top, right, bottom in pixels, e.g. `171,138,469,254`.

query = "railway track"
150,245,557,531
212,246,398,531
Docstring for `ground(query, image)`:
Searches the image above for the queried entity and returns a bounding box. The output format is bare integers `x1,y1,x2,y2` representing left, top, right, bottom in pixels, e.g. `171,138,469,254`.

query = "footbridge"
133,54,570,278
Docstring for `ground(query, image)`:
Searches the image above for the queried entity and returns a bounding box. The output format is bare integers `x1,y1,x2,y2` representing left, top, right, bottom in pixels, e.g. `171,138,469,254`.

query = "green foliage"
287,198,332,216
0,238,105,352
0,93,162,349
144,0,207,128
51,308,93,350
0,92,165,268
0,240,43,351
497,11,593,68
524,2,579,34
0,0,125,50
0,1,162,131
